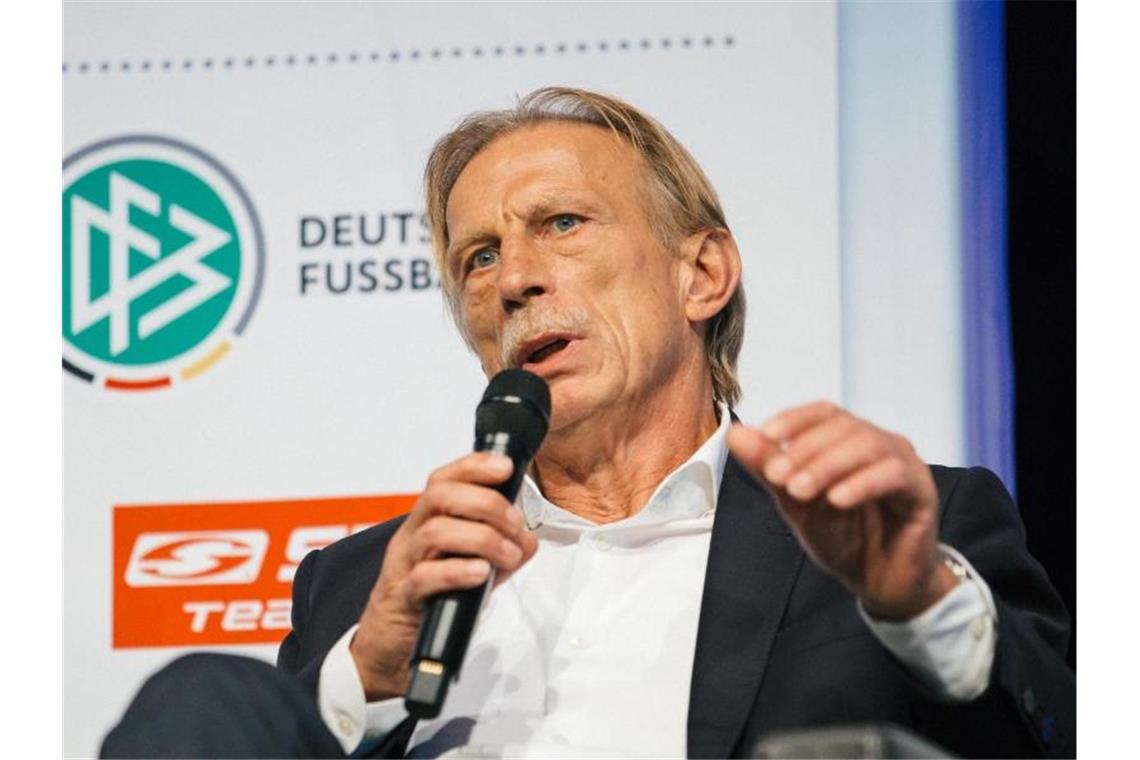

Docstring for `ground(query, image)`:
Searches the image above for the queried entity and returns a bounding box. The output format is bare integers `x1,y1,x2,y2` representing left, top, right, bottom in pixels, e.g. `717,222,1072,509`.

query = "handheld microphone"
404,369,551,719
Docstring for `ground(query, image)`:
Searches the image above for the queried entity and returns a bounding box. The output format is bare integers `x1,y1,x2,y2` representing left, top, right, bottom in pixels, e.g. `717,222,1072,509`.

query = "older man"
104,88,1073,759
274,87,1073,758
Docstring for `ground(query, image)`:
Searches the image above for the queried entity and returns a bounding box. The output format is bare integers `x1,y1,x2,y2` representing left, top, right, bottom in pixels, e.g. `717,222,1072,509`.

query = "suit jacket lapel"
686,454,804,758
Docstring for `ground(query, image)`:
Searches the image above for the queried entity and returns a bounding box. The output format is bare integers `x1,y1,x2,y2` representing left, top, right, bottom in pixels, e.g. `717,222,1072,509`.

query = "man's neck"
532,380,720,525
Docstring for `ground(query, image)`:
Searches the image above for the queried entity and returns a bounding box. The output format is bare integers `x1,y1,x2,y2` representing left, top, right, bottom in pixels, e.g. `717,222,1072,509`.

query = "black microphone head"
475,369,551,455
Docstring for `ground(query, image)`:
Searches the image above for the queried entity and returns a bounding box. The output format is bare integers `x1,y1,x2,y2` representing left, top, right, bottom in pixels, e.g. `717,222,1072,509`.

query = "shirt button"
592,534,611,551
570,635,591,649
969,616,989,640
336,714,355,736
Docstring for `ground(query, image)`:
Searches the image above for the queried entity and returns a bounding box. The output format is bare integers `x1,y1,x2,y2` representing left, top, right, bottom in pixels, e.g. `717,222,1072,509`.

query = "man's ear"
679,228,742,324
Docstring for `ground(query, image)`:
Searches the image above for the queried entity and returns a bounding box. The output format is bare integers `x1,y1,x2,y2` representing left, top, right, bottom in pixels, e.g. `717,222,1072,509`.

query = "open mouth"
511,330,582,371
526,338,570,365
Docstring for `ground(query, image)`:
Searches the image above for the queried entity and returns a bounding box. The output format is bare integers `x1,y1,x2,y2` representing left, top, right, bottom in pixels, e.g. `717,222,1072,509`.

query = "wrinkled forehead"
444,121,651,237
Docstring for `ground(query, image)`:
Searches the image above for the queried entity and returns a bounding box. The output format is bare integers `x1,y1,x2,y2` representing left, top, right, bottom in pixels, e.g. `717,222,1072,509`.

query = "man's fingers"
407,479,521,537
402,558,493,607
826,456,911,508
782,427,888,501
411,515,528,569
727,424,779,478
428,451,514,486
761,414,861,489
404,452,513,528
759,400,842,444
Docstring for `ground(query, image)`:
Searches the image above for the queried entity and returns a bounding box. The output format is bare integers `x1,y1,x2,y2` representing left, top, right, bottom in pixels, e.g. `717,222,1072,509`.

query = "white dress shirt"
317,406,997,756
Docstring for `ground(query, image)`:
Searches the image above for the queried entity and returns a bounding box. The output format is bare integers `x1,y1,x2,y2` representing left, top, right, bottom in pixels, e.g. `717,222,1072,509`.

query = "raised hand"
348,452,538,700
727,401,958,621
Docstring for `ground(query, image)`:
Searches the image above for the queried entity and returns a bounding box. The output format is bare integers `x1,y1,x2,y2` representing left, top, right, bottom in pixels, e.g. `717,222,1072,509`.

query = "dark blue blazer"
278,460,1075,758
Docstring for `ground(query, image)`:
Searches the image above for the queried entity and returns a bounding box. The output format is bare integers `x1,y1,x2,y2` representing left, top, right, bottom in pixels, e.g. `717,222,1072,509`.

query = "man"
104,87,1074,758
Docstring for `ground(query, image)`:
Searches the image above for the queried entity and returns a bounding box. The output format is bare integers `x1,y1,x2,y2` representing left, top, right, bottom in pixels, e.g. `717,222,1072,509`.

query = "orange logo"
113,493,416,648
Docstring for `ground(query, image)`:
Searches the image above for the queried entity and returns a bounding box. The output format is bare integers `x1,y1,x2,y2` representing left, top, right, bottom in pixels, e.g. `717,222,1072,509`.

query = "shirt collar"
518,402,732,530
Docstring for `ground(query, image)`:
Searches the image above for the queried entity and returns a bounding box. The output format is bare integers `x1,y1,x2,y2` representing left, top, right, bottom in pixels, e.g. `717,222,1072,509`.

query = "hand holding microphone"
348,370,550,711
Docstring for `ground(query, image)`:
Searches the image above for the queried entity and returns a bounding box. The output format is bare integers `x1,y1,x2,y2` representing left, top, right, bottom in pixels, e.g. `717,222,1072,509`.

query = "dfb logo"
125,531,269,587
62,135,265,391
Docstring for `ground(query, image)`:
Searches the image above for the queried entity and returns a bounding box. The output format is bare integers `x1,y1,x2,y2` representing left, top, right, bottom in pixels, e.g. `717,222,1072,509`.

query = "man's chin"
543,386,612,438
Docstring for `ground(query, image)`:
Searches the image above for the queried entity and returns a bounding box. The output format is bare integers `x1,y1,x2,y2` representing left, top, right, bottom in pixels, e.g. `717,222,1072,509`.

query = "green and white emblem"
63,136,263,390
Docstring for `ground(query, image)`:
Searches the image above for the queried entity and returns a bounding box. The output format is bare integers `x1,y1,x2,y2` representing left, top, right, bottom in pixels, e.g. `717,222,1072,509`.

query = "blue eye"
471,248,499,270
551,215,581,233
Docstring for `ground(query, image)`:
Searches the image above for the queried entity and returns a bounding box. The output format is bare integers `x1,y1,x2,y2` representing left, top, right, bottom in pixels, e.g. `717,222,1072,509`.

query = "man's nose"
496,236,552,314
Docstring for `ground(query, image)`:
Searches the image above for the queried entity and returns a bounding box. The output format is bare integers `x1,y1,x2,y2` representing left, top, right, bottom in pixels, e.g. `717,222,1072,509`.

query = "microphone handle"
404,432,532,719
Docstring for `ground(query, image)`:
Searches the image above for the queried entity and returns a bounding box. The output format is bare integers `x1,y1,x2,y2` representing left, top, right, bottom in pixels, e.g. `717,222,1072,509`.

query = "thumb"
728,422,810,532
727,423,779,483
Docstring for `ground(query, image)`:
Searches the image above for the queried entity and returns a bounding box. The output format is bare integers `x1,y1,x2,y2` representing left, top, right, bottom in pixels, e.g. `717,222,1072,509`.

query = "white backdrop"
63,2,970,755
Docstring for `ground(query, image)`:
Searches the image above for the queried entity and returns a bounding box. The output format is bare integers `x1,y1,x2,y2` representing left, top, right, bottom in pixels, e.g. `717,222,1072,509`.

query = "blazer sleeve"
913,466,1075,758
276,547,324,694
276,518,416,758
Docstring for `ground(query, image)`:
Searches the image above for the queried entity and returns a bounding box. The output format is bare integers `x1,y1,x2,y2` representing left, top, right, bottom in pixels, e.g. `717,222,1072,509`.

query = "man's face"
445,122,694,432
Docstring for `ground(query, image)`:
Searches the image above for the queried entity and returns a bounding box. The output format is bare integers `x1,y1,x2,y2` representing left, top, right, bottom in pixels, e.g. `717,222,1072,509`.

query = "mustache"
500,306,591,368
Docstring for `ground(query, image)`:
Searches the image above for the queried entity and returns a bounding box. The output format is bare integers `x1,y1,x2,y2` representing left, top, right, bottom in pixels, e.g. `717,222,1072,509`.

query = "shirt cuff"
317,624,412,754
858,544,999,701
